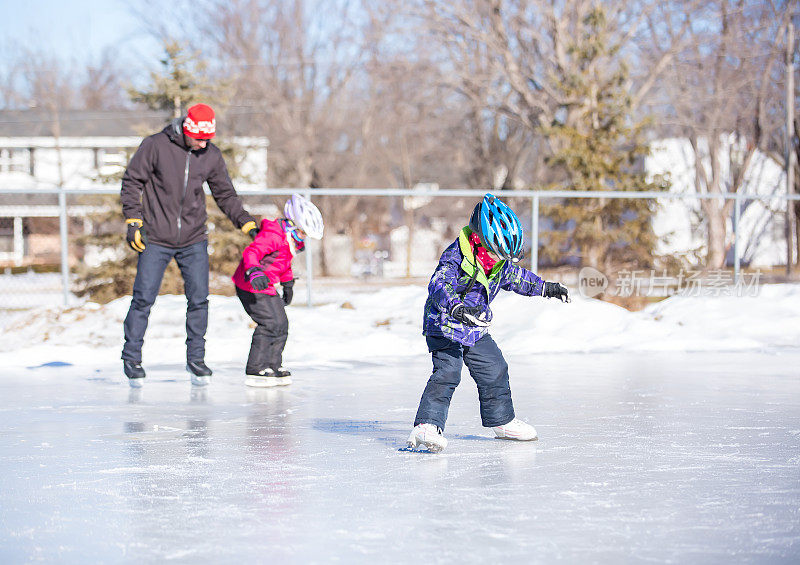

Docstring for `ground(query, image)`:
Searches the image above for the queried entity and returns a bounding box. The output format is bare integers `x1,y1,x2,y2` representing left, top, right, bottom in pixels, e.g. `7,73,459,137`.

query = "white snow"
0,283,798,368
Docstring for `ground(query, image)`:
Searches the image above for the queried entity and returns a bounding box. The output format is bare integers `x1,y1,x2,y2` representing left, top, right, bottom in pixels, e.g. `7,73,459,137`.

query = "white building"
0,110,269,267
647,136,788,268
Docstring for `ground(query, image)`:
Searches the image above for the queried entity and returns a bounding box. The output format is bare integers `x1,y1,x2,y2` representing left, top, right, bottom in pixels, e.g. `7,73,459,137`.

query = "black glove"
543,281,570,302
248,228,259,239
245,267,270,291
125,219,146,252
450,304,491,327
281,280,294,305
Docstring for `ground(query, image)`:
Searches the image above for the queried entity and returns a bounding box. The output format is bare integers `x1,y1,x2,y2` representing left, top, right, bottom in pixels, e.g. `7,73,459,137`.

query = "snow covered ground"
1,282,799,366
1,285,799,562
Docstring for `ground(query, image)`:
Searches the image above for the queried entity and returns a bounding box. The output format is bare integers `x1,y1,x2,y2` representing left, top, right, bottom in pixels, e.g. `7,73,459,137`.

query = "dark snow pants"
413,334,515,431
122,240,209,363
236,287,289,374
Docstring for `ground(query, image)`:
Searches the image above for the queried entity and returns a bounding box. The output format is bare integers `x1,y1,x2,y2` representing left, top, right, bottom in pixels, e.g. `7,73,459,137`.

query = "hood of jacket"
165,117,191,150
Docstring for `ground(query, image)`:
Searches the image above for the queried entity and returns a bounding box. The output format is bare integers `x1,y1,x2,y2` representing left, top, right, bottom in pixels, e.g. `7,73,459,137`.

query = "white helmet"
284,194,324,240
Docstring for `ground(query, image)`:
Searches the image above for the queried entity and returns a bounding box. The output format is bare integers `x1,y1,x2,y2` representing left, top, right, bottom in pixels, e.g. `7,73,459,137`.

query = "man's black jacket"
121,118,255,248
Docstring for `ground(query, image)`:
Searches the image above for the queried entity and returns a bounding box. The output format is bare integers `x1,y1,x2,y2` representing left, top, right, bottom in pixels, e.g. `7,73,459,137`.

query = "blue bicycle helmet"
468,193,524,262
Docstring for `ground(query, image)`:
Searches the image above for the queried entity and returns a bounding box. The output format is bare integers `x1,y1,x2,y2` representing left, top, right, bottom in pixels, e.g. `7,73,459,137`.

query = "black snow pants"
236,287,289,374
413,334,515,431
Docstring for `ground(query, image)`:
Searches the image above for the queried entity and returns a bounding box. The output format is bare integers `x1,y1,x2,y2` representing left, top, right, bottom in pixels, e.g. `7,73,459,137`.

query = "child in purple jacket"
407,194,569,452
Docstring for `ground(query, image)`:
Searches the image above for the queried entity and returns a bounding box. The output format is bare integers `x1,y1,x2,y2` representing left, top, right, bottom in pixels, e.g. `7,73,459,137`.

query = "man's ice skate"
407,423,448,453
274,366,292,385
123,360,145,388
245,367,278,388
492,418,538,441
186,360,213,386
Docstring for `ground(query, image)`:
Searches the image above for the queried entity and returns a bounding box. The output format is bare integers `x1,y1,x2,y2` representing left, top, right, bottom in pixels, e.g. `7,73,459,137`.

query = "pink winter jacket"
232,218,303,295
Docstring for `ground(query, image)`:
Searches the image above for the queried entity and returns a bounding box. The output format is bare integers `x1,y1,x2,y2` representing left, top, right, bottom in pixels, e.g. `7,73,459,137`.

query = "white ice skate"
245,368,278,388
407,423,448,453
492,418,538,441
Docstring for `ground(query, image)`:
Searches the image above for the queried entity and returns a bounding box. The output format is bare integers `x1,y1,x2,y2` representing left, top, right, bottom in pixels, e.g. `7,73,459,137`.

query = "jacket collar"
457,227,504,292
164,117,190,150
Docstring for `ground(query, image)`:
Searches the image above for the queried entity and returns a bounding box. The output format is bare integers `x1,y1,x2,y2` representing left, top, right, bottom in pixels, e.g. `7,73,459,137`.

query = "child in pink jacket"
232,194,324,386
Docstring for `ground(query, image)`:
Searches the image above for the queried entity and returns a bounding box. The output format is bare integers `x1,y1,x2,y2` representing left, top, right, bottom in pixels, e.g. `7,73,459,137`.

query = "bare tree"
659,1,788,269
414,1,691,154
189,1,361,186
1,41,130,113
6,48,82,187
177,0,382,273
80,48,129,110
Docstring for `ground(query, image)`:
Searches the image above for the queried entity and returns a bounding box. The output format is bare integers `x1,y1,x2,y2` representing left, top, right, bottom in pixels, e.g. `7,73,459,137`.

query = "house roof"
0,108,270,138
0,110,172,137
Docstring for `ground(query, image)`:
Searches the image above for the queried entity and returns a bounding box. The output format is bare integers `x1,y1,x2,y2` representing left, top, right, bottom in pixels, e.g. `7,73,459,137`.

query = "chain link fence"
0,187,798,313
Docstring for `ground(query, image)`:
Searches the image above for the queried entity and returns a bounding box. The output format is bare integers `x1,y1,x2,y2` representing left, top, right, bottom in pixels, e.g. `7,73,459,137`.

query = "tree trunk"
706,209,728,270
584,242,602,270
795,201,800,268
317,196,330,277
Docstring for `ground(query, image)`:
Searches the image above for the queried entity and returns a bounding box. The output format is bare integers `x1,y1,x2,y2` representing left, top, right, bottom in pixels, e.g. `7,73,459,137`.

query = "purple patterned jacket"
422,227,545,346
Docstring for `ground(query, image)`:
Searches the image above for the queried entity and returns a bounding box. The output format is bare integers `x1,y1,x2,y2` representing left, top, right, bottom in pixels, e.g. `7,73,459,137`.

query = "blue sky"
0,0,161,71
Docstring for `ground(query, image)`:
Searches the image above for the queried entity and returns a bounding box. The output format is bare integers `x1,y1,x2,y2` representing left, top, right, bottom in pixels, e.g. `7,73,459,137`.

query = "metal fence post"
733,194,741,282
13,216,23,266
531,194,539,273
305,189,313,308
58,185,69,306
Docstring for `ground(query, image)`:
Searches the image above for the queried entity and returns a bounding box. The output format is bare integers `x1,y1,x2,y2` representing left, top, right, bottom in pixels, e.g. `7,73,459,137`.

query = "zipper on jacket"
178,150,190,244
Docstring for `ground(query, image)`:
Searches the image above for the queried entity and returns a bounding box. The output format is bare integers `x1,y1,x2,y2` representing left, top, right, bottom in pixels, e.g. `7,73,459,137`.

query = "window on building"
96,148,128,176
0,148,31,173
0,218,13,253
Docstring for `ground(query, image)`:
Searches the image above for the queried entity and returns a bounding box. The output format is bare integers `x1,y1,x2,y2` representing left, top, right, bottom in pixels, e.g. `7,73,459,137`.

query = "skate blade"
190,374,211,387
399,444,439,454
274,377,292,386
401,437,444,453
245,376,277,388
494,435,538,441
128,377,144,389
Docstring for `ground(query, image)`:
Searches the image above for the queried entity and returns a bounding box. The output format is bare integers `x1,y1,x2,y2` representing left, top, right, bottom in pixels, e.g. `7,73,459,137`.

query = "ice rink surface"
1,351,799,563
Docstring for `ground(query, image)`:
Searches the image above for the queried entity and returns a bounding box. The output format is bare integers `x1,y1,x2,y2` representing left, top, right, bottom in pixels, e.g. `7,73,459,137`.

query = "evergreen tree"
540,7,668,273
128,40,222,118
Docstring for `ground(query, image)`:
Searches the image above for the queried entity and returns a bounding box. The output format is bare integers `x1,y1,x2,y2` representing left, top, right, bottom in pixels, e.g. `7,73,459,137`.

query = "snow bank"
0,284,798,368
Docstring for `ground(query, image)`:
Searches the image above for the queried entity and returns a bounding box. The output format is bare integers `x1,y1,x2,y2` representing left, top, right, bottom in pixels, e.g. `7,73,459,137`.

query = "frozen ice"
1,284,799,561
1,352,799,562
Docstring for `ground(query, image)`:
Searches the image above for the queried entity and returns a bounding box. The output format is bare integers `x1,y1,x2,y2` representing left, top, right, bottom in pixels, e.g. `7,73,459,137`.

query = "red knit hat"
183,103,216,139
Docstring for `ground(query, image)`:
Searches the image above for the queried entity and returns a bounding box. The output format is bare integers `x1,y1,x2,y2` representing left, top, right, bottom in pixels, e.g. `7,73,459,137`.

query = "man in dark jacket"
120,103,259,386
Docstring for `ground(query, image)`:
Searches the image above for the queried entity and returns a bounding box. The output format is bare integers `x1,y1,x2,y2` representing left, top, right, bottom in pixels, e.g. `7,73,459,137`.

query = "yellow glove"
126,219,146,252
241,220,258,239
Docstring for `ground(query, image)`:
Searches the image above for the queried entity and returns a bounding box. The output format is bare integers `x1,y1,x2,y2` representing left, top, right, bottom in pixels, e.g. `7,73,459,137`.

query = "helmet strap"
282,218,305,242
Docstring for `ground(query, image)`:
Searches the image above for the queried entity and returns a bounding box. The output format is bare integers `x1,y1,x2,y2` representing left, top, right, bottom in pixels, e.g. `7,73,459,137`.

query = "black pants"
236,287,289,373
413,334,515,431
122,240,209,363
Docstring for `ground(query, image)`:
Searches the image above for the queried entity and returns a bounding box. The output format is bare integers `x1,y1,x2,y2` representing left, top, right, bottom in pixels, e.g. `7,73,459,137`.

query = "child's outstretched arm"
501,264,570,302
